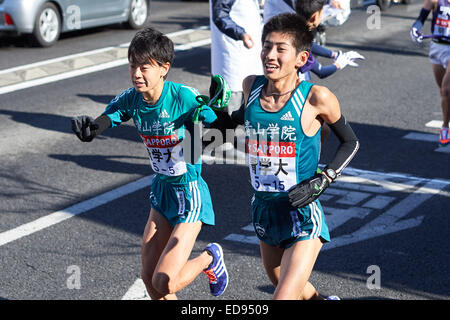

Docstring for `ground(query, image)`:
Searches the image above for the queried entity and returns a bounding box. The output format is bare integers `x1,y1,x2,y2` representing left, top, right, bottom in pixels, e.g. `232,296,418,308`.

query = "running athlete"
242,13,359,300
70,27,228,299
410,0,450,146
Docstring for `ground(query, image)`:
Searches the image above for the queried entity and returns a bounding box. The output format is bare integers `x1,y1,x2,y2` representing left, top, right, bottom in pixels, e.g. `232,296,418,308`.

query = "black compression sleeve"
211,111,238,130
230,104,245,126
210,103,245,131
325,115,359,176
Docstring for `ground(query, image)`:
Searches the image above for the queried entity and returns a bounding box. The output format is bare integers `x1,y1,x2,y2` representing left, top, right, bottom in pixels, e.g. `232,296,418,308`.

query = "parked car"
0,0,151,47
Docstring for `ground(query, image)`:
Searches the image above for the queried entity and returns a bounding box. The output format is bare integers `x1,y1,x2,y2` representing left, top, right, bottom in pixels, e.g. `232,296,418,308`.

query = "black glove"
288,173,330,209
71,116,99,142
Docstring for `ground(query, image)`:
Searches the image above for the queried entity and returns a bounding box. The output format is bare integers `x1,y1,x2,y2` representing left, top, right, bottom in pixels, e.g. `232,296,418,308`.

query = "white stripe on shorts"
186,182,196,222
192,181,202,222
309,203,317,238
187,181,202,223
309,202,322,239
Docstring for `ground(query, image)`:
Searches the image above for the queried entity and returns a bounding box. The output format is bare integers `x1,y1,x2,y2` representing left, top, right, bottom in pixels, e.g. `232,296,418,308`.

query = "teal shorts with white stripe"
251,195,330,249
149,174,215,227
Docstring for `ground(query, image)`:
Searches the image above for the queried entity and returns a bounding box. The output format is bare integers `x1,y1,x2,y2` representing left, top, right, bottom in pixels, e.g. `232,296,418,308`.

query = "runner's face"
129,58,169,98
261,32,307,80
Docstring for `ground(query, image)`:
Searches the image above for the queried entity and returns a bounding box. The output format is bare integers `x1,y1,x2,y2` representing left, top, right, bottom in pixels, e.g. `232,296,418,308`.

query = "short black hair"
262,13,314,53
128,27,174,68
295,0,326,20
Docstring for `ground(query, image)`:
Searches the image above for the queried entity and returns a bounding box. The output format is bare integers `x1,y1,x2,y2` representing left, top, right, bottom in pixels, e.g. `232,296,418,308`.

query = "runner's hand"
242,33,254,49
343,51,365,67
334,50,364,69
288,173,330,209
71,115,99,142
410,27,424,43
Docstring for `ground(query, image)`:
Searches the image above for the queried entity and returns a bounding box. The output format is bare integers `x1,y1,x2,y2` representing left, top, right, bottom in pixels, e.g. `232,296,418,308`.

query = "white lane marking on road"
0,59,129,95
322,179,442,251
0,175,154,247
403,132,450,153
425,120,443,129
0,28,211,95
224,167,450,250
0,26,209,75
0,43,130,76
122,278,151,300
403,132,436,143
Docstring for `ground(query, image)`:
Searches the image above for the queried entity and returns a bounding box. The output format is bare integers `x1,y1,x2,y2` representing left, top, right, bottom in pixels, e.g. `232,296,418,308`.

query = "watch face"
326,169,337,180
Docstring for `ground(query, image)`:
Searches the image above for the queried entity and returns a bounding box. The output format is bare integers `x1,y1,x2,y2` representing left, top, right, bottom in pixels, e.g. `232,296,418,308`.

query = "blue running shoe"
203,243,228,297
440,127,450,146
326,295,341,300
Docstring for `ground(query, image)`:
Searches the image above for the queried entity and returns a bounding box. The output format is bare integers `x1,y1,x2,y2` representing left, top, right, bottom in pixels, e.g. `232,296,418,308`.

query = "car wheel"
32,2,61,47
377,0,391,11
127,0,150,29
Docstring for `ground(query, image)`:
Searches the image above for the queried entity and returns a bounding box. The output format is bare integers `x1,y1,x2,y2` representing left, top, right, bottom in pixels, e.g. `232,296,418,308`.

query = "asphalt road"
0,0,449,302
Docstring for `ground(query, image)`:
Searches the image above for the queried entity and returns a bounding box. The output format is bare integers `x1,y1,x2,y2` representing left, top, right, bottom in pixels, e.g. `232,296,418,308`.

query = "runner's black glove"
288,173,330,209
71,115,99,142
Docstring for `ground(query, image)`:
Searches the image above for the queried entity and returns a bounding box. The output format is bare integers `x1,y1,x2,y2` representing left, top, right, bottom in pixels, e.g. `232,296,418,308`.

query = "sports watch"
324,168,337,182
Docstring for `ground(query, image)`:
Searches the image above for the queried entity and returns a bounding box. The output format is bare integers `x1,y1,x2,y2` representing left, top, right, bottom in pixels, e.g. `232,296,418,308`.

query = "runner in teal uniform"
70,27,228,299
104,82,216,227
245,75,330,247
241,14,359,300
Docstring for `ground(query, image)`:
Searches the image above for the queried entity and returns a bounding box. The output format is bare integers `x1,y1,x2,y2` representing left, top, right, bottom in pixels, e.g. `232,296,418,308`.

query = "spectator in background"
209,0,264,121
263,0,363,81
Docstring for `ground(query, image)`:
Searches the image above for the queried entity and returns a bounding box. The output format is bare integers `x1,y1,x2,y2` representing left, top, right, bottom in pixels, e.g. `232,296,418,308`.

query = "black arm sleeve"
230,104,245,126
325,115,359,176
210,103,245,131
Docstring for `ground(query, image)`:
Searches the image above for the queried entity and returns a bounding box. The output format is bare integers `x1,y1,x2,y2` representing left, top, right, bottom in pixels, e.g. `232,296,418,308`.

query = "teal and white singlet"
103,81,217,226
245,75,330,248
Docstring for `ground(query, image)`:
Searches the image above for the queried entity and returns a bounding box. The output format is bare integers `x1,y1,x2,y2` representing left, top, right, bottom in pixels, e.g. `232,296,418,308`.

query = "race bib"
434,6,450,38
140,133,187,176
246,138,297,192
434,16,450,38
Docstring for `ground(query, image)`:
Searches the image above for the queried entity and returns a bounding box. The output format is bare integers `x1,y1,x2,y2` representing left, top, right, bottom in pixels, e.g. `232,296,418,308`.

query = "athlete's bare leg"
440,62,450,128
141,208,175,300
141,208,212,299
152,219,212,296
432,63,450,128
259,239,323,300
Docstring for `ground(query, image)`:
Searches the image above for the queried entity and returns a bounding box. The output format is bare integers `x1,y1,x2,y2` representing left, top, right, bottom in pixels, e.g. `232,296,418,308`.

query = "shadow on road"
1,118,449,299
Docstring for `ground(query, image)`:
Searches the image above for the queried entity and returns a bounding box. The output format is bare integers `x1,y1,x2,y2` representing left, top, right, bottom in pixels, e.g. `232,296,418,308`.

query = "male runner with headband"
70,27,228,299
213,13,358,299
411,0,450,146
